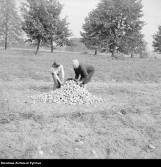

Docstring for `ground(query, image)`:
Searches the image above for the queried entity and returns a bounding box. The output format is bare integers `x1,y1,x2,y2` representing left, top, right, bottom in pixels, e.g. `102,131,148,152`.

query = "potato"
31,80,103,105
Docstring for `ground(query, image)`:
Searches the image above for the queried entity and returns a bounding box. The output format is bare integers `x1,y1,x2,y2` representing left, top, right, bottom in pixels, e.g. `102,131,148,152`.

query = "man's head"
52,61,60,68
73,59,79,69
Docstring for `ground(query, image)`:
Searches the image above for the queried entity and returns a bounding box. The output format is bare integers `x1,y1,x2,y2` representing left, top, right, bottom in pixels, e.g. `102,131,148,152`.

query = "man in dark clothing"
72,59,95,88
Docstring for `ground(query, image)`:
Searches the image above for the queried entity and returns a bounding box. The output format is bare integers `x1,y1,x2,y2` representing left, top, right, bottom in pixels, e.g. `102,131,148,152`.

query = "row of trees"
0,0,161,56
0,0,72,54
81,0,147,57
21,0,72,54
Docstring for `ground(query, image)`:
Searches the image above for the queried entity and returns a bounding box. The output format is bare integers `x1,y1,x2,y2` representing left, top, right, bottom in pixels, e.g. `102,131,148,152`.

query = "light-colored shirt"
51,65,65,83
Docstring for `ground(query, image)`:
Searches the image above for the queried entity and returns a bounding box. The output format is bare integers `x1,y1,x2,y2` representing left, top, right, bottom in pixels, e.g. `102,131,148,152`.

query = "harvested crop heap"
31,80,103,105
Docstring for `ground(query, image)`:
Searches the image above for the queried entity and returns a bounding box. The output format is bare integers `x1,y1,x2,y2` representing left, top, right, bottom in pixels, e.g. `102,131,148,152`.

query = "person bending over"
72,59,95,88
50,61,65,90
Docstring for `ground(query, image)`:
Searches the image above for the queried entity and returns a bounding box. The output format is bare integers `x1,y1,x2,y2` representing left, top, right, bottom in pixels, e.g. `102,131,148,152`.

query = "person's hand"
74,79,79,84
61,81,64,85
50,67,55,73
78,81,83,85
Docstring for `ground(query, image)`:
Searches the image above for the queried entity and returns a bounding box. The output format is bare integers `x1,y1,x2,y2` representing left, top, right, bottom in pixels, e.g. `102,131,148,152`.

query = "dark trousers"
52,73,61,90
81,70,95,86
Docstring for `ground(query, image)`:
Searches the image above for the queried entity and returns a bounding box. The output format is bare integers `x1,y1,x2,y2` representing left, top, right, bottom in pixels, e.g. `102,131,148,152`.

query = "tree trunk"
35,38,40,54
51,39,54,53
131,51,134,58
111,46,116,58
5,32,8,50
5,9,9,50
94,50,98,55
111,51,115,57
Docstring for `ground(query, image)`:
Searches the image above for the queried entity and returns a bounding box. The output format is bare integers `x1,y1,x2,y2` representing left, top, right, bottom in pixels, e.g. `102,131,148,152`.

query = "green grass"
0,49,161,83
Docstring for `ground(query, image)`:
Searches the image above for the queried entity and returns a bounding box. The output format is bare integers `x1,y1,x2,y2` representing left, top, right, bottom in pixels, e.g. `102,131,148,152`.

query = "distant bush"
112,52,126,60
139,51,150,58
65,38,88,52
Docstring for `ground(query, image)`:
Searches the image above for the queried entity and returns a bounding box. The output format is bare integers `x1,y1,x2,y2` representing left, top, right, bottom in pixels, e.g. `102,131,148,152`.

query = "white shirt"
50,65,65,83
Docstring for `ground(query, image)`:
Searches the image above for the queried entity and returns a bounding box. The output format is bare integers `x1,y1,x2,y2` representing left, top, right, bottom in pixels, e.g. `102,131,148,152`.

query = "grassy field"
0,48,161,159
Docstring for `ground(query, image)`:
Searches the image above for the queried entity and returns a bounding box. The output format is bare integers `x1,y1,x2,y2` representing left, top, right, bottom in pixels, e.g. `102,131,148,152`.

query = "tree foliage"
153,25,161,54
42,16,72,53
81,0,145,56
0,0,23,49
119,31,146,56
21,0,71,54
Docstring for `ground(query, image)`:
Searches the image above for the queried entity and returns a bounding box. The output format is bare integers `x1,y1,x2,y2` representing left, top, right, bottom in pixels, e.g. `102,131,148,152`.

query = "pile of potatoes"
31,80,103,106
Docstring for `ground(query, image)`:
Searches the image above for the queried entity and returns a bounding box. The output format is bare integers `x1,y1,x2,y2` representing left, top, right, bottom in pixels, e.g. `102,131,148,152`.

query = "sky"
16,0,161,51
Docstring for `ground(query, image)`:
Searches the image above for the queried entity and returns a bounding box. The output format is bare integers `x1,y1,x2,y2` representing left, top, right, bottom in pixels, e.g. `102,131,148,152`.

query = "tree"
81,9,103,55
0,0,23,50
21,0,49,54
119,31,146,57
42,16,72,53
81,0,145,57
21,0,71,54
41,0,72,52
153,25,161,54
81,32,102,55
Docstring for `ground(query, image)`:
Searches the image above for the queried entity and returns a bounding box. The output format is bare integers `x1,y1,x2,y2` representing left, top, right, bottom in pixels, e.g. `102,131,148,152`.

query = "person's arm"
60,65,65,84
51,67,62,85
50,67,55,74
54,72,62,84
